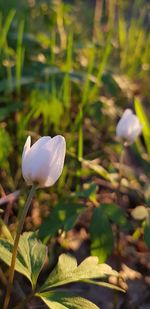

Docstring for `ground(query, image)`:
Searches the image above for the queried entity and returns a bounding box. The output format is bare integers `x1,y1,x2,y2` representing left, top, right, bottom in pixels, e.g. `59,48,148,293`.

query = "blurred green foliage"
0,0,150,266
0,127,12,166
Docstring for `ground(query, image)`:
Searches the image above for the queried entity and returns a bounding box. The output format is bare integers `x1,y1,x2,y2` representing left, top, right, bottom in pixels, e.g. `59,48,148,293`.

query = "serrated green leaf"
18,232,47,288
38,201,84,241
18,233,32,275
40,254,117,292
0,232,47,288
0,238,31,281
30,238,47,288
83,279,125,293
0,218,13,241
36,291,100,309
90,208,113,262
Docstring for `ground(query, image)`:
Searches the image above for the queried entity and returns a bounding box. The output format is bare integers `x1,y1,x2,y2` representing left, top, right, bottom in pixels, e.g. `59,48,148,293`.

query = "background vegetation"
0,0,150,308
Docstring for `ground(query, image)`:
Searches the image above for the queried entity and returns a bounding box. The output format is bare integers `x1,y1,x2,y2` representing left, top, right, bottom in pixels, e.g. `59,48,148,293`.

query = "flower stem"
117,146,125,202
3,185,36,309
113,146,125,309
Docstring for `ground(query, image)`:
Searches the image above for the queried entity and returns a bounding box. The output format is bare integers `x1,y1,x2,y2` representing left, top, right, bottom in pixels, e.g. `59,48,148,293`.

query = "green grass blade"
134,97,150,156
0,9,16,50
16,20,25,96
63,32,73,109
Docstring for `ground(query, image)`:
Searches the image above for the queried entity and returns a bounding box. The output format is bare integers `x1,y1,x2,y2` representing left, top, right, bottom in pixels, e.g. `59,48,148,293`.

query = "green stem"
78,106,83,162
3,185,36,309
113,146,125,309
117,146,125,202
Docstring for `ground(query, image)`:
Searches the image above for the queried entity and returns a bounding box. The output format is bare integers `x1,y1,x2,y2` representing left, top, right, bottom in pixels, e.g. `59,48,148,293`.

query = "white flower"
22,135,66,188
116,109,142,145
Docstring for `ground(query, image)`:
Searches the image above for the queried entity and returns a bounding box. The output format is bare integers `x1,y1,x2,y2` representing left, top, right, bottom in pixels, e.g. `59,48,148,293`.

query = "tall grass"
0,0,150,188
77,47,95,161
63,31,73,110
0,9,15,51
0,10,15,94
16,20,25,96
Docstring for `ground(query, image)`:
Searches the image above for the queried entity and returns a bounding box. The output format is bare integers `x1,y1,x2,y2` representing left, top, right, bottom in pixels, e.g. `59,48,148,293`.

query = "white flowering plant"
0,135,123,309
0,3,150,308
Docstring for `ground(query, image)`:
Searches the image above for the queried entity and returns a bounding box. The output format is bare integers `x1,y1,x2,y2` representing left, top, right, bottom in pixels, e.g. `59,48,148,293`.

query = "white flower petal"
22,136,31,159
43,136,66,187
122,109,133,119
22,136,32,185
116,109,142,144
21,135,66,188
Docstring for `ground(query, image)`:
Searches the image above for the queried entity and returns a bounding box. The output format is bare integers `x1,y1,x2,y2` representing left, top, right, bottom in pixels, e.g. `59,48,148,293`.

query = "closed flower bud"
22,135,66,188
116,109,142,145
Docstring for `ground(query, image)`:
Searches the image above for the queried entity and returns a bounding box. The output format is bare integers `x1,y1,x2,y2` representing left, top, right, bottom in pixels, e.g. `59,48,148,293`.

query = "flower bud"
22,135,66,188
116,109,142,145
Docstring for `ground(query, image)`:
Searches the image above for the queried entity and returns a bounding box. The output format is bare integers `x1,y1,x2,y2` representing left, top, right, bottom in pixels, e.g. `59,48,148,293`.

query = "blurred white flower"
22,135,66,188
116,109,142,145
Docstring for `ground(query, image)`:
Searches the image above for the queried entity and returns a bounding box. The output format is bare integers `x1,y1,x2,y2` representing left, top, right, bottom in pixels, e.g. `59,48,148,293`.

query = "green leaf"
144,220,150,249
131,206,148,221
38,201,85,241
101,203,128,228
36,291,100,309
0,77,34,93
82,160,114,183
30,90,63,128
0,218,13,241
86,101,103,123
75,183,97,199
101,73,121,96
90,208,114,262
18,232,47,288
0,238,31,281
0,232,47,288
0,9,16,50
144,183,150,204
40,254,117,292
83,279,125,293
0,128,12,164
